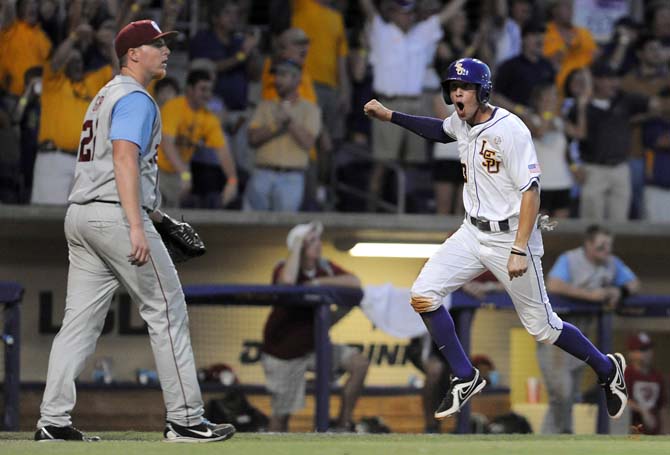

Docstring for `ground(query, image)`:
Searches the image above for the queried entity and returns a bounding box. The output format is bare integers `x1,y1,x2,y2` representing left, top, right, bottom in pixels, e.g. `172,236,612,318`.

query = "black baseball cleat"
602,353,628,419
34,425,100,442
163,419,236,443
434,368,487,420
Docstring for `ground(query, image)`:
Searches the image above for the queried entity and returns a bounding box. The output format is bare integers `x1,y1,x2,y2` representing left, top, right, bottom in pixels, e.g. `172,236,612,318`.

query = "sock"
554,322,614,382
420,305,474,379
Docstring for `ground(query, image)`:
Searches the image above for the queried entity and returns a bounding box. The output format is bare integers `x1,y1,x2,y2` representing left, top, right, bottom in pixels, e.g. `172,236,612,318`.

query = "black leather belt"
469,216,510,232
256,165,304,173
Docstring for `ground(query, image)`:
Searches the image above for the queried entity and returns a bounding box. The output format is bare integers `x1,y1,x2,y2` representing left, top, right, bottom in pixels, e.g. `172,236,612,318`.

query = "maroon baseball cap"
114,20,178,59
627,332,653,351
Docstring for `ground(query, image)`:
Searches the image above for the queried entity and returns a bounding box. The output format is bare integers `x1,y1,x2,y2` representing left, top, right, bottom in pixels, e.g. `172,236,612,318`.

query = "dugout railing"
0,281,23,431
182,284,670,434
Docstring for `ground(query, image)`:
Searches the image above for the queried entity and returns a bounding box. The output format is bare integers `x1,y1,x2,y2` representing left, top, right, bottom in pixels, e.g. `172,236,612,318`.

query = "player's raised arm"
364,99,455,143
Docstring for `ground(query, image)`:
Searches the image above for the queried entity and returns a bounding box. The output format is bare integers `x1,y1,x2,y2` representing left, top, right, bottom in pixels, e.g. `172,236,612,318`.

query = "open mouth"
456,102,464,111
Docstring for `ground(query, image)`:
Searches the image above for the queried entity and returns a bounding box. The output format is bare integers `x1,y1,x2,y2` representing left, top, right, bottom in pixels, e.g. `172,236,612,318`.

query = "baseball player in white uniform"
35,21,235,443
364,58,628,422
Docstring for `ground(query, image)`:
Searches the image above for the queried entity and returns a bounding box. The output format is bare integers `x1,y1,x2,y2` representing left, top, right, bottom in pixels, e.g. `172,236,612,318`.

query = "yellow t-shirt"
249,98,321,169
0,21,52,96
38,64,113,152
261,58,317,103
157,96,226,173
543,22,597,91
291,0,348,87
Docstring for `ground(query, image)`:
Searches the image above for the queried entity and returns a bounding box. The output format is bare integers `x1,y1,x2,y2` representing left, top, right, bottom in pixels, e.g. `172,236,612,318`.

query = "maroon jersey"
261,259,349,360
625,365,666,434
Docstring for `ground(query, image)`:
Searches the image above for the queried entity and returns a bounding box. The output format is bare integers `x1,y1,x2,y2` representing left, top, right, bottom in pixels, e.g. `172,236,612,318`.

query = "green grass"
2,432,670,455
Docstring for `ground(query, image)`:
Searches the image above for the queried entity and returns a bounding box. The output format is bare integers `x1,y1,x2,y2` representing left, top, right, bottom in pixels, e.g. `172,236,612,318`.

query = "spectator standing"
543,0,597,92
493,24,556,123
189,0,262,176
0,0,52,97
31,24,113,205
571,62,660,221
358,0,465,210
620,34,670,221
157,69,238,209
492,0,532,66
261,28,317,103
527,83,572,218
649,2,670,64
290,0,350,143
245,60,321,212
538,225,639,434
625,332,668,435
261,221,369,432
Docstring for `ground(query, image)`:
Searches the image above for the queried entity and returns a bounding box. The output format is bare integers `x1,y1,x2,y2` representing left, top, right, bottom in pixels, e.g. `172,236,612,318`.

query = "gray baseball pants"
38,202,204,428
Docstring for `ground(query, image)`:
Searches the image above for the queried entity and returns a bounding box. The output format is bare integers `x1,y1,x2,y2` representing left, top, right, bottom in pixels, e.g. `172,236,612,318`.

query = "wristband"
511,245,527,256
227,176,238,184
235,51,247,62
180,171,192,182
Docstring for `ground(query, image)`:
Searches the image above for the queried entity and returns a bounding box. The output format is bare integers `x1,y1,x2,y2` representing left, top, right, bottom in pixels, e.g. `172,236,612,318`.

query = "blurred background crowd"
1,0,670,221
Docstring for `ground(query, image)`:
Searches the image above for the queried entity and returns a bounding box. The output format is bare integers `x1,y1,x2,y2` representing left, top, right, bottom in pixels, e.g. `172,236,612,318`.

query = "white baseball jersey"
68,75,162,211
442,107,541,222
411,105,563,346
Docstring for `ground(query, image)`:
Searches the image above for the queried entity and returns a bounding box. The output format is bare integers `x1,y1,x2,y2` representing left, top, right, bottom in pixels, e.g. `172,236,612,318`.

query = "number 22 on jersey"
78,119,98,162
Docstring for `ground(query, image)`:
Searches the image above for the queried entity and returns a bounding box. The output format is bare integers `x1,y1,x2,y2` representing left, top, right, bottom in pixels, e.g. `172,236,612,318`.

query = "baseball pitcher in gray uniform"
364,58,628,424
35,20,235,443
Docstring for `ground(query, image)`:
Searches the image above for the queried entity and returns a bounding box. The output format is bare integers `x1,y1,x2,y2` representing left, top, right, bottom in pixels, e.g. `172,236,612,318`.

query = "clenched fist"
363,99,393,122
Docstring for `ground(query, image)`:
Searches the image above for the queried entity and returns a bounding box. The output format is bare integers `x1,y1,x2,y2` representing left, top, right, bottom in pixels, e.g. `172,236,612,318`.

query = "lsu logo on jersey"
479,140,500,173
455,62,468,76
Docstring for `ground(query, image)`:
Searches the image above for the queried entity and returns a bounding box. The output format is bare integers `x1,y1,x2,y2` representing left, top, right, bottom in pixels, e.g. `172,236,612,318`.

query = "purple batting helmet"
441,58,493,105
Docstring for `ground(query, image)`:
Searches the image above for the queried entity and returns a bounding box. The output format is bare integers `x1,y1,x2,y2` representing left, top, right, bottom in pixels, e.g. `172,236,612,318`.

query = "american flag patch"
528,163,541,173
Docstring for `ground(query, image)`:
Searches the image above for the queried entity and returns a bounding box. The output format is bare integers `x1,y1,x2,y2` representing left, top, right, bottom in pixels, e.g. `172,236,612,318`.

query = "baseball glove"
154,214,206,263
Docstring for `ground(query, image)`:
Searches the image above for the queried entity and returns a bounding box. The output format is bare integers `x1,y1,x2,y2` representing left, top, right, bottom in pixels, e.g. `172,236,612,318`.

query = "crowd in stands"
1,0,670,221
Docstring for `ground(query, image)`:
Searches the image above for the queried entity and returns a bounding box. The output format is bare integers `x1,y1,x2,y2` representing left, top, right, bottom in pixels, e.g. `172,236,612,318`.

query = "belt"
469,216,509,232
256,165,304,173
81,199,153,214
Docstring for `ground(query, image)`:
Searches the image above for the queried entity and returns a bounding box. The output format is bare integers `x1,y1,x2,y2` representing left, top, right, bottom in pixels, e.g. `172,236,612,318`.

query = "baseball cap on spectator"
627,332,653,351
114,20,178,59
286,221,323,250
